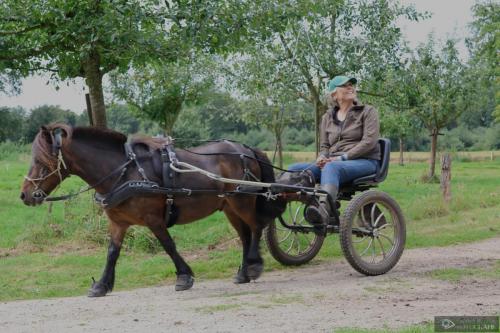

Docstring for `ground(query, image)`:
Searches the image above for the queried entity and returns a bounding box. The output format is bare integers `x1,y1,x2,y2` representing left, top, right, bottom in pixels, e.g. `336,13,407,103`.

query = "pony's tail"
252,149,286,222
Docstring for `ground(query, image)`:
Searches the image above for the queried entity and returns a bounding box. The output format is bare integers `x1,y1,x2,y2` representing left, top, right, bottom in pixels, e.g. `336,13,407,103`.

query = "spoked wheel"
265,201,325,266
339,190,406,276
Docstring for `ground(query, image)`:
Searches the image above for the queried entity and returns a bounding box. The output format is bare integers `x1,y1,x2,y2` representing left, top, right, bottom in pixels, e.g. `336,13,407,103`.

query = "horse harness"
43,132,275,228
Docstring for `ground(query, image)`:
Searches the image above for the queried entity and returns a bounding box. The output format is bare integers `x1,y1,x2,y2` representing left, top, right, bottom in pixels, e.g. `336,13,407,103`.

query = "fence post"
85,93,94,126
440,153,452,203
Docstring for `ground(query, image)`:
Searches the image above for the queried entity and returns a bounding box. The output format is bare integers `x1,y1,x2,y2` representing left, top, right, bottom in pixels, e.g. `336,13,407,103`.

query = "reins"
30,130,314,204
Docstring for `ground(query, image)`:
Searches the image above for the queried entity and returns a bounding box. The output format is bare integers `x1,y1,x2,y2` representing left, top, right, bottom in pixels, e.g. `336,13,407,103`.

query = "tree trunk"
82,51,107,128
399,137,404,166
429,129,438,178
276,134,283,169
163,99,184,136
313,96,326,157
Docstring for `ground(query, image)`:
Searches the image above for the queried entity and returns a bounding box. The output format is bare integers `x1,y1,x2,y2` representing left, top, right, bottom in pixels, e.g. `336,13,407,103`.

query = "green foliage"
0,0,252,126
467,0,500,123
439,124,500,151
110,56,216,134
231,0,425,121
25,105,76,141
0,106,25,142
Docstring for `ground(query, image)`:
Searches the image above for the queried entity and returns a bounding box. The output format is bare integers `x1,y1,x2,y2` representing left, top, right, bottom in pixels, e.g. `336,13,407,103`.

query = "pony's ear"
40,126,52,143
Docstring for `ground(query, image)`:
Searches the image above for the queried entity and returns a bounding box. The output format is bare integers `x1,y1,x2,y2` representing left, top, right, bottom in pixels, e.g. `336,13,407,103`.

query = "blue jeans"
288,159,379,187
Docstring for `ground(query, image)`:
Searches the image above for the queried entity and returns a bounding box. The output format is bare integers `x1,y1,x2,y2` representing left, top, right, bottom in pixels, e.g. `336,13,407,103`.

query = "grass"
335,324,435,333
276,150,500,164
427,260,500,282
0,151,499,301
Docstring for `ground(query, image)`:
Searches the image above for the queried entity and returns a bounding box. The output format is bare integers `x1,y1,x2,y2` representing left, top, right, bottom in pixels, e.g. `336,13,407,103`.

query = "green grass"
1,151,499,301
335,323,434,333
428,260,500,282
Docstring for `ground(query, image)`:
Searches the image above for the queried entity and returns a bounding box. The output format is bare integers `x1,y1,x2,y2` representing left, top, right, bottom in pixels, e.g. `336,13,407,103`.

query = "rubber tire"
265,203,325,266
339,190,406,276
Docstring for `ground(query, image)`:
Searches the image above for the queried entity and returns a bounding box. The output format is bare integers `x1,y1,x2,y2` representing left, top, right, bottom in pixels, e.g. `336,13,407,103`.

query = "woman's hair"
325,91,338,109
324,90,360,111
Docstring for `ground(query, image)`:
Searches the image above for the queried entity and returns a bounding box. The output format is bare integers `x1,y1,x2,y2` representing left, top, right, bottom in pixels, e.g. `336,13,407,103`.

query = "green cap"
328,76,357,92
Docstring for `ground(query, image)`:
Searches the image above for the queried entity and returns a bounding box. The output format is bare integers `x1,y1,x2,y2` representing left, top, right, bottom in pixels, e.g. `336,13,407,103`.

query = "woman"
288,75,380,225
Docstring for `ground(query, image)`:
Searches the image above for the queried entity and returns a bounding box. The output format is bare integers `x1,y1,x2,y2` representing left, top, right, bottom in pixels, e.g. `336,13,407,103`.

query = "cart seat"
342,138,391,190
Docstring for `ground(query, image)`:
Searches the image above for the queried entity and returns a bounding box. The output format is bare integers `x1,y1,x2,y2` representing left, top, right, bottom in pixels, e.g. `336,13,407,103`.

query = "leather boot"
304,184,338,225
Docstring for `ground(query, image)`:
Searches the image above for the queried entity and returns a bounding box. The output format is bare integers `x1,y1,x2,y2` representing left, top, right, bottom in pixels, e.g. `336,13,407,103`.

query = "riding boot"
304,184,338,225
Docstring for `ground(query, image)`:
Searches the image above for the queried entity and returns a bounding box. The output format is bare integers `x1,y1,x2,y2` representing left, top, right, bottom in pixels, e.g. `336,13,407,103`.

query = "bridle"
24,127,147,203
24,128,68,200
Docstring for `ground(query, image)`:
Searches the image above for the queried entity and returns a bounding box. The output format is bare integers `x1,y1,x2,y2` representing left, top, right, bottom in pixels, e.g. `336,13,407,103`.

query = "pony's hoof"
246,263,263,281
233,267,250,284
88,283,108,297
175,274,194,291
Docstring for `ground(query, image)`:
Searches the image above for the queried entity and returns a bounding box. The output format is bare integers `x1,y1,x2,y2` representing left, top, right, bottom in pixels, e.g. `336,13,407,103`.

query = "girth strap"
160,138,178,227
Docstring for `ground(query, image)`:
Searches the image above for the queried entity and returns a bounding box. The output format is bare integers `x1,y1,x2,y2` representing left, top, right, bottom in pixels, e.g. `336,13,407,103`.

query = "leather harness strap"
160,139,177,228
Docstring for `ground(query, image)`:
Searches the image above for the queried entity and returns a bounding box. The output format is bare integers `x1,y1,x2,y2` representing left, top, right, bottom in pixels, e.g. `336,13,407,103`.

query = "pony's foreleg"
148,222,194,291
88,221,128,297
224,210,252,284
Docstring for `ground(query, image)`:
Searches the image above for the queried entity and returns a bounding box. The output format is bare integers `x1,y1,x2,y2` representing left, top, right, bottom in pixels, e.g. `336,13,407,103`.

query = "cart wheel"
265,201,325,266
339,190,405,276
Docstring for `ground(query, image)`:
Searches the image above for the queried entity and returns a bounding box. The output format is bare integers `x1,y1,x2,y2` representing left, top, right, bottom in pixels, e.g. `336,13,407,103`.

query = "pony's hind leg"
246,223,265,281
147,220,194,291
88,220,128,297
224,209,252,284
226,202,266,282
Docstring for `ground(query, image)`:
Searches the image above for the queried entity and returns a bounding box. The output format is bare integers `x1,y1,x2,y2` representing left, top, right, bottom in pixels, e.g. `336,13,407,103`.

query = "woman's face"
332,82,356,104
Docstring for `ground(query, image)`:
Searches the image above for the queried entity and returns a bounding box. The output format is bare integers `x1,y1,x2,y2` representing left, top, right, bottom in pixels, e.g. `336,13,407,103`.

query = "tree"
405,38,468,178
466,0,500,123
0,0,171,127
25,105,77,141
233,0,425,153
110,56,215,135
378,106,418,165
0,106,25,142
0,0,253,128
225,51,313,167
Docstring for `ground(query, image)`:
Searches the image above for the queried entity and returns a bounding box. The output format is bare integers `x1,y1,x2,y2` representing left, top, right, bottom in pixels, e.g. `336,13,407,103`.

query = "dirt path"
1,238,500,333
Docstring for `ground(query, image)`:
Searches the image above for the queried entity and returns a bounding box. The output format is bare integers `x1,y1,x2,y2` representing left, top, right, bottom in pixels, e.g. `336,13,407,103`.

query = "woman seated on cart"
287,75,381,225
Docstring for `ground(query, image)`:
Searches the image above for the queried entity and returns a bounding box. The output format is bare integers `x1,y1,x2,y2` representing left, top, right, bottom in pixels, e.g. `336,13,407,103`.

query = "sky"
0,0,477,114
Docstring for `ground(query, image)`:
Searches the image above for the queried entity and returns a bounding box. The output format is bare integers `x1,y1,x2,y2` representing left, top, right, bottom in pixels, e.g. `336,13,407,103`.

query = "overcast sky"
0,0,477,114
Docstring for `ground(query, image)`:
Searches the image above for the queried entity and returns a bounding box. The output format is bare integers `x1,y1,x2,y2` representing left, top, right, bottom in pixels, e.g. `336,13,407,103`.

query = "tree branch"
0,43,56,61
0,23,46,36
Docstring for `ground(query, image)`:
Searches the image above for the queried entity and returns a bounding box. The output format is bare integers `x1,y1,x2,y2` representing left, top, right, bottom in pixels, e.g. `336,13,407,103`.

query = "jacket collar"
332,100,365,113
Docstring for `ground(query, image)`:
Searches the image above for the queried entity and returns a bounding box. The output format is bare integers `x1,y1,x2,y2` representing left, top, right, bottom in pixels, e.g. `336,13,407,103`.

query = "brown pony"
20,124,284,296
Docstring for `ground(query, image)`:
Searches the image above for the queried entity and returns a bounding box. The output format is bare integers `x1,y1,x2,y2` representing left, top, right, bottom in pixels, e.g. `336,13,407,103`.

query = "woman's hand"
315,155,328,168
318,156,344,168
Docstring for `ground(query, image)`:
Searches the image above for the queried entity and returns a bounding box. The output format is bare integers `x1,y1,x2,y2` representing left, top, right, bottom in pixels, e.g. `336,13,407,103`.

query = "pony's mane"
32,123,128,170
72,126,128,146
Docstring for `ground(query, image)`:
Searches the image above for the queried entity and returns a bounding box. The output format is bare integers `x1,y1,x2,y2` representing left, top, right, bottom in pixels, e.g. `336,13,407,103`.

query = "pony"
20,123,285,296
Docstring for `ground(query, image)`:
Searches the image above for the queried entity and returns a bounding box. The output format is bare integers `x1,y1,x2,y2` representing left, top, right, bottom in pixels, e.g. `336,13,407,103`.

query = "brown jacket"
320,103,381,160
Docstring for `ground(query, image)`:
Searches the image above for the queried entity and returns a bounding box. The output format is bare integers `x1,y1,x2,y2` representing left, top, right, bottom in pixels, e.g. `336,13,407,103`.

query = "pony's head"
20,124,71,206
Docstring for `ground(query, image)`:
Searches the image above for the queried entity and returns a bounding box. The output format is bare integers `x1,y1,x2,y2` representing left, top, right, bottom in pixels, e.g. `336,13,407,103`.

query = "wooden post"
85,93,94,126
440,153,452,203
399,137,404,166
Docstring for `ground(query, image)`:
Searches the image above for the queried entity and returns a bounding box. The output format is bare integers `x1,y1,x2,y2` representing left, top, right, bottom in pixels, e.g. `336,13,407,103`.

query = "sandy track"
1,238,500,333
